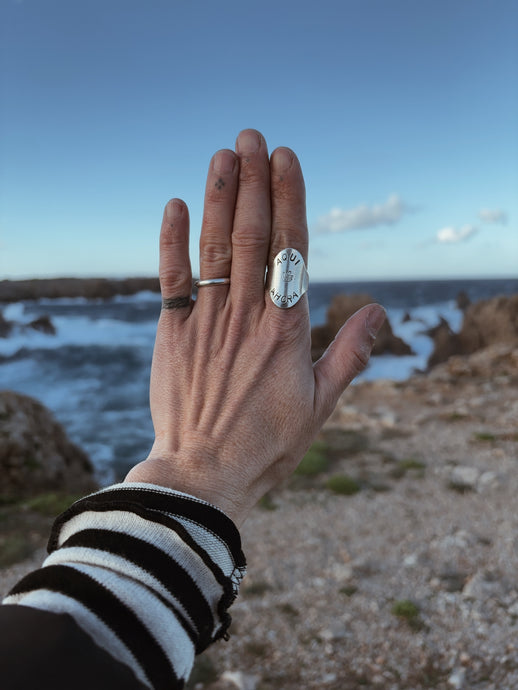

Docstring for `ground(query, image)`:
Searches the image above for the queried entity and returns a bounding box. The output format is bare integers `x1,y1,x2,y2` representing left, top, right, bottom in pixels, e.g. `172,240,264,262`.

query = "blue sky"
1,0,517,281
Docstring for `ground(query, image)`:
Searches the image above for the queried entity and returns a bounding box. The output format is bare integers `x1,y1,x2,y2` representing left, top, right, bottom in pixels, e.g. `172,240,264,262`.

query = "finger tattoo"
161,296,191,310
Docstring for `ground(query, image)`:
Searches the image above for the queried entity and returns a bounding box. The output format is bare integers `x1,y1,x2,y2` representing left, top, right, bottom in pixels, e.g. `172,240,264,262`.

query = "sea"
1,278,516,485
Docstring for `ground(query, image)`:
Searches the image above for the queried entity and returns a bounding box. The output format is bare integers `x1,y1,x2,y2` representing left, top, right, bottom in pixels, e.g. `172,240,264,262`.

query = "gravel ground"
195,346,518,689
2,345,518,689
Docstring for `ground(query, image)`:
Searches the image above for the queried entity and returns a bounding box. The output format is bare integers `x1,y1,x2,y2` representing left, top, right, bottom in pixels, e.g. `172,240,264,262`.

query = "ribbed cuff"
3,483,247,690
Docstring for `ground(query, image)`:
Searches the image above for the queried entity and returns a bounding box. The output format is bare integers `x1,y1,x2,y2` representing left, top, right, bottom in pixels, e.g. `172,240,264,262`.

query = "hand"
126,129,385,525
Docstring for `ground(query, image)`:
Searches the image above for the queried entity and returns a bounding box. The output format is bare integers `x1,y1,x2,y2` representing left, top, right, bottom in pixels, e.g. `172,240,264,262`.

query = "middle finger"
229,129,272,308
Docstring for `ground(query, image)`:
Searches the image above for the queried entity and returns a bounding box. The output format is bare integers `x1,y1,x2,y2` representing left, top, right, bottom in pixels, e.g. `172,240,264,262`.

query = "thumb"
313,303,386,419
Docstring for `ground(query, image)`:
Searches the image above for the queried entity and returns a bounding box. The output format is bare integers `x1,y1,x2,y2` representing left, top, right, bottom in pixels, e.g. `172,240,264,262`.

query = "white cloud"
436,225,477,243
478,208,508,224
314,194,408,234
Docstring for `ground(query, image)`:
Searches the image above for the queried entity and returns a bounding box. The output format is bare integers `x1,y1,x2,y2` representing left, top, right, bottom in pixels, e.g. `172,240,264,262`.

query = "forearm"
1,483,246,690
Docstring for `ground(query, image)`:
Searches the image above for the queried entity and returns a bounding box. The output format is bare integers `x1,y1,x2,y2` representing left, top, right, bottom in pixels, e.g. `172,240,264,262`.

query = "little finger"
159,199,193,318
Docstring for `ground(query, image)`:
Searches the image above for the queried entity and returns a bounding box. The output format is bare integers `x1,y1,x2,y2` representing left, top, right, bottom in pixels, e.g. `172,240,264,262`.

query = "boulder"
422,316,453,340
0,391,97,500
0,313,56,339
27,315,56,335
427,320,459,368
428,294,518,368
311,293,412,361
459,294,518,348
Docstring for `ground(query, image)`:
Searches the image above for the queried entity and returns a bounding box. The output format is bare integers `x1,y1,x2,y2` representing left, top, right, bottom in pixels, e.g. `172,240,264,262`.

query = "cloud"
478,208,508,224
436,225,477,244
314,194,408,234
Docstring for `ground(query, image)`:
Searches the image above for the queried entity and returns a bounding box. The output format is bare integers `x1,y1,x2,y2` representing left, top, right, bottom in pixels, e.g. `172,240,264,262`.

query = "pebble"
403,553,418,567
319,622,349,641
326,562,353,581
462,570,503,601
478,471,499,490
321,673,337,684
449,466,480,490
448,667,466,688
220,671,259,690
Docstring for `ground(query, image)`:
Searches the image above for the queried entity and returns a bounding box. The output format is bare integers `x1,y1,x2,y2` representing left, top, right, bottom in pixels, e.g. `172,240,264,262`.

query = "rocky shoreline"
312,292,518,369
3,276,517,373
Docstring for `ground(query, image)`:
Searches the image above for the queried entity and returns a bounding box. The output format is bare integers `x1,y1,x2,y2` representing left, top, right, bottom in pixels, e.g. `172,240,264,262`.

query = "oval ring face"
267,248,309,309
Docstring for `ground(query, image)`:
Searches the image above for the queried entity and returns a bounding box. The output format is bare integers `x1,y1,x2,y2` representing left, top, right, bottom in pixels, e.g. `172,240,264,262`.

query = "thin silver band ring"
195,278,231,287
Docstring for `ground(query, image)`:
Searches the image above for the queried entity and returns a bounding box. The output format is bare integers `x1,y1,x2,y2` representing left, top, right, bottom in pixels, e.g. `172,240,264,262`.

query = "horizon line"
1,274,517,284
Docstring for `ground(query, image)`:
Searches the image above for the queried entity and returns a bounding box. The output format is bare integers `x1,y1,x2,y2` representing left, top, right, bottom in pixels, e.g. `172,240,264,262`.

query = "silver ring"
267,248,309,309
195,277,230,287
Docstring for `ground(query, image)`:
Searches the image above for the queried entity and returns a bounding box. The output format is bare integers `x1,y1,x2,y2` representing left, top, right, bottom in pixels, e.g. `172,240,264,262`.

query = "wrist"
124,457,244,526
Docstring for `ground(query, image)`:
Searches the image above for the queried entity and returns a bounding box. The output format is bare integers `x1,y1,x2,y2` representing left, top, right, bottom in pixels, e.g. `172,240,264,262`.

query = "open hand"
126,130,385,525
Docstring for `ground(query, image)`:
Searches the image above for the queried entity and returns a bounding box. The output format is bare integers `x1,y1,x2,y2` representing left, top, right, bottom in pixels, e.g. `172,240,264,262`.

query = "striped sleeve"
2,483,247,690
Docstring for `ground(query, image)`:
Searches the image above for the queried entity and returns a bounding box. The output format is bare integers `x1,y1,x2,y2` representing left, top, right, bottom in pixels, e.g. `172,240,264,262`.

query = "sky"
1,0,517,281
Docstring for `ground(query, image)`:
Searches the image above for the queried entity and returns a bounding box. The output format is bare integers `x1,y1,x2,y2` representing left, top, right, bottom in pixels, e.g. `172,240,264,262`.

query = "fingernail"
271,147,293,174
213,149,236,175
366,304,386,340
236,129,261,154
166,198,184,222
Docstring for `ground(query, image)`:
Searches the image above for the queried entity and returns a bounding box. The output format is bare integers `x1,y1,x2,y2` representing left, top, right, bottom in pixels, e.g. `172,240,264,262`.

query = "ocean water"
1,278,516,483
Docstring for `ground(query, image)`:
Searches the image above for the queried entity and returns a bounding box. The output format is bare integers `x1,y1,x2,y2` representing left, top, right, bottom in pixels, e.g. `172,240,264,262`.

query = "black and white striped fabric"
2,483,247,689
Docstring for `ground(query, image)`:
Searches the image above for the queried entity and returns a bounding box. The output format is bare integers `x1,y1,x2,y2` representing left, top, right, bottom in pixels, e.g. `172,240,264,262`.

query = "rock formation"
428,294,518,368
27,315,57,335
0,391,97,500
0,312,57,339
311,293,413,361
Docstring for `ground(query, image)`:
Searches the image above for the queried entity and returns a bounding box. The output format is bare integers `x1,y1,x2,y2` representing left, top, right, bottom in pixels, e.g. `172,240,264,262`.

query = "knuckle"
232,226,269,253
160,226,180,251
239,163,268,188
159,266,189,293
267,309,309,347
270,226,308,256
200,238,232,266
346,346,370,375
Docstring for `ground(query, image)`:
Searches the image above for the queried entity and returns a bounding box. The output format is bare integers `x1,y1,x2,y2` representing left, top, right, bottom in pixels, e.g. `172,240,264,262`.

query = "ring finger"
197,148,239,307
267,147,309,317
